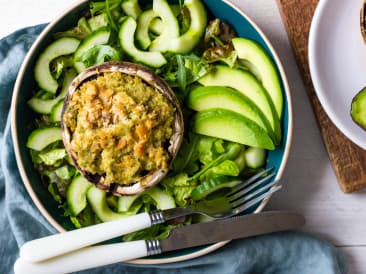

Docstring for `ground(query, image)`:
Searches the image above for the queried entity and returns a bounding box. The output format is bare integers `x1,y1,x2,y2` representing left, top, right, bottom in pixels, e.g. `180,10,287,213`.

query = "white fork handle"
20,212,152,263
15,240,150,274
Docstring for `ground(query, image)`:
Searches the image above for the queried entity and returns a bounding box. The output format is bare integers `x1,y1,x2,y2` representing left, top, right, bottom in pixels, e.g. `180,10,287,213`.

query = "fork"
20,167,280,263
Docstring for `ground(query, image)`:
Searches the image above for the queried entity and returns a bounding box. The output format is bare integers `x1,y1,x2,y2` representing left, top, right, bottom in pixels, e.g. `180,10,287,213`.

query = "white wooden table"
2,0,365,273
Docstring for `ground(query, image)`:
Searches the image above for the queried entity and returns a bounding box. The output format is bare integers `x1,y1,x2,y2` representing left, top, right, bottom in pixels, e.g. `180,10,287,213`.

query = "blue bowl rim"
10,0,293,265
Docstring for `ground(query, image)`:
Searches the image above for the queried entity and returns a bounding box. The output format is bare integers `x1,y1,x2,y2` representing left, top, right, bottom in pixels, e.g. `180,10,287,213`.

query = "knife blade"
160,210,305,252
14,211,304,274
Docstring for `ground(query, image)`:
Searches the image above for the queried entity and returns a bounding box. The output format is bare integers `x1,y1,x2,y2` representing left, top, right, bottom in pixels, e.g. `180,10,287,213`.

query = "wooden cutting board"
276,0,366,193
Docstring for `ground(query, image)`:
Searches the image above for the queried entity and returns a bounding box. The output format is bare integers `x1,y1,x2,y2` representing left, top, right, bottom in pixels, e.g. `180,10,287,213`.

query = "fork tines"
226,166,281,213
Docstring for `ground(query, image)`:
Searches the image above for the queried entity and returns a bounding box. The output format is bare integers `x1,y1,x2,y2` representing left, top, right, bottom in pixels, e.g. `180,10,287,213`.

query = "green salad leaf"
208,160,240,177
54,17,92,39
76,45,122,67
63,204,101,228
172,133,200,174
48,183,63,204
191,142,242,180
123,223,185,241
161,173,197,207
38,149,67,166
157,54,210,98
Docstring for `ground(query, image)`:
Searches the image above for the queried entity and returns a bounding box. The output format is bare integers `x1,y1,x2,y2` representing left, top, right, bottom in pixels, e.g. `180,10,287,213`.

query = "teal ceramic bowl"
11,0,292,264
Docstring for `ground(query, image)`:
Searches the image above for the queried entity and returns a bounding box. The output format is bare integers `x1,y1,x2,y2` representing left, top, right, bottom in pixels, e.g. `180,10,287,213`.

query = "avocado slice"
232,37,283,119
187,86,276,142
198,65,281,144
351,86,366,130
192,109,275,150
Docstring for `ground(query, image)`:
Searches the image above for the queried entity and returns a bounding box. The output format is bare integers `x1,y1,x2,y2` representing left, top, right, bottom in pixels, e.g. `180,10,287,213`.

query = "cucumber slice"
121,0,142,19
28,69,77,114
87,187,131,222
50,99,64,122
149,0,180,52
245,147,267,168
73,27,111,73
149,18,164,35
159,0,207,54
149,5,181,35
34,37,80,94
137,5,182,49
27,96,61,115
351,87,366,130
145,187,175,210
191,176,242,201
118,16,166,67
26,127,62,151
117,194,141,212
66,175,92,216
117,187,175,212
136,9,159,50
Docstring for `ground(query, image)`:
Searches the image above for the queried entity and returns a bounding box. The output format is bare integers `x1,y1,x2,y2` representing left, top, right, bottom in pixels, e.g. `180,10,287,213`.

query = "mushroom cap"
61,61,184,196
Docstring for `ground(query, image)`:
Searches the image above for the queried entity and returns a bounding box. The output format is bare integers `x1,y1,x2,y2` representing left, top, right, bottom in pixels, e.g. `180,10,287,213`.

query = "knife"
14,211,304,274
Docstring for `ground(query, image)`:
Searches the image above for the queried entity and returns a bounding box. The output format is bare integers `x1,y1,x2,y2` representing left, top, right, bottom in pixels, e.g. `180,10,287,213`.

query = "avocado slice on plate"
187,85,276,142
351,87,366,130
198,65,281,144
192,108,275,150
232,37,283,120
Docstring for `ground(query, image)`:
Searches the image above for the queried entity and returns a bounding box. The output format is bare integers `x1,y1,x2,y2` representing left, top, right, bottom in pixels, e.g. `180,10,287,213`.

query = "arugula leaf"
176,55,187,91
90,0,121,16
157,54,209,97
123,223,185,241
76,45,122,67
172,133,200,174
90,0,122,31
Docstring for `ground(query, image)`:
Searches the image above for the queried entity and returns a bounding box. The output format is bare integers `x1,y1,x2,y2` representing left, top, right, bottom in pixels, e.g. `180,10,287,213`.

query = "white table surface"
2,0,365,273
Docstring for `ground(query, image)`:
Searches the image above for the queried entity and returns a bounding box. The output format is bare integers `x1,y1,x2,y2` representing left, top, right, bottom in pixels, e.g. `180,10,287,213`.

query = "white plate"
309,0,366,149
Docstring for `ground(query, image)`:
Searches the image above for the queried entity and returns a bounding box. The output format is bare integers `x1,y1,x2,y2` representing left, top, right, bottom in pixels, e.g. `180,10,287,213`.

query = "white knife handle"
20,211,164,263
15,239,161,274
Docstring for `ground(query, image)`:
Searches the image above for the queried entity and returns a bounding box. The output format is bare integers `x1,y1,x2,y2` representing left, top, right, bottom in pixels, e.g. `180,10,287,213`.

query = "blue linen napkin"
0,25,347,274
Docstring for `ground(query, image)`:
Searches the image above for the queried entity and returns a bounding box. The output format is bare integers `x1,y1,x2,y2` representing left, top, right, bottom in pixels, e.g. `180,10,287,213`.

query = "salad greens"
25,0,277,241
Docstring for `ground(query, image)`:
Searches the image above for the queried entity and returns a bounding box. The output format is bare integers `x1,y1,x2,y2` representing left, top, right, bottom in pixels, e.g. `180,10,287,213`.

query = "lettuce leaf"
63,204,100,228
38,149,67,166
161,173,197,207
209,160,240,177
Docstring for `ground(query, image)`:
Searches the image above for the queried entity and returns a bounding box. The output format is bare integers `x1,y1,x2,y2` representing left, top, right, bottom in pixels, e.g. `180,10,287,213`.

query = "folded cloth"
0,25,347,274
